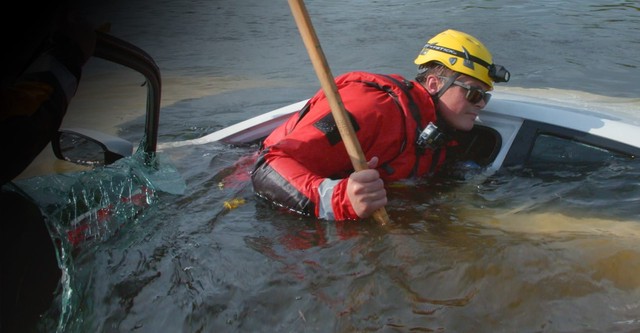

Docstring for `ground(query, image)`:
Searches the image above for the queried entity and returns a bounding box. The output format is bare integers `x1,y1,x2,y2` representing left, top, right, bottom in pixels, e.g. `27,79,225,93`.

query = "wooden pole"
287,0,390,225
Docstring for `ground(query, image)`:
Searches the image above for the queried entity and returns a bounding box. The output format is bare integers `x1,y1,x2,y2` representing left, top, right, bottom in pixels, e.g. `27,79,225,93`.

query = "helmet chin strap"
431,72,462,130
423,72,461,145
435,72,461,100
416,73,460,151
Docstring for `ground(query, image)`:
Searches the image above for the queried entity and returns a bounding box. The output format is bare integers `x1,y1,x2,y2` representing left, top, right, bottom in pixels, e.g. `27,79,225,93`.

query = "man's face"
437,75,491,131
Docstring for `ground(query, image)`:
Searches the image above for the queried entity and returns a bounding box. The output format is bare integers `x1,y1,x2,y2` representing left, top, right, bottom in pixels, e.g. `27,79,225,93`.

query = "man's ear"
424,74,441,95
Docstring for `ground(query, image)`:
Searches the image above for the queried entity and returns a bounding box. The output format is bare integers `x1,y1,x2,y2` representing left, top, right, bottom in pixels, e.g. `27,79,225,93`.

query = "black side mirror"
52,128,133,166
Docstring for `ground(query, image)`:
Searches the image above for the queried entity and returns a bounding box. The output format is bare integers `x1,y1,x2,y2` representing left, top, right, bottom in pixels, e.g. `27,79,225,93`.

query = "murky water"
18,0,640,332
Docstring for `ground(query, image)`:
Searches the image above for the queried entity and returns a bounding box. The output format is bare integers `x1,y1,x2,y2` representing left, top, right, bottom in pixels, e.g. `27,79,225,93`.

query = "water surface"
27,0,640,332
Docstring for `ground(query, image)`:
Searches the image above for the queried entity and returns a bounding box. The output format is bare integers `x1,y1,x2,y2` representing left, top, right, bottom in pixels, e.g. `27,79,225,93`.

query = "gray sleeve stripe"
318,178,341,220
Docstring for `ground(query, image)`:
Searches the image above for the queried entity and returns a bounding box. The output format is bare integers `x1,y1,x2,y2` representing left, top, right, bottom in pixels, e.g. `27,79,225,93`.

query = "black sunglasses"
439,76,491,104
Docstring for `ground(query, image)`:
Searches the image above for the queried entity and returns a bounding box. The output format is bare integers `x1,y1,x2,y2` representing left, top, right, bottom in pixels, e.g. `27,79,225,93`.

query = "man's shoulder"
336,71,410,82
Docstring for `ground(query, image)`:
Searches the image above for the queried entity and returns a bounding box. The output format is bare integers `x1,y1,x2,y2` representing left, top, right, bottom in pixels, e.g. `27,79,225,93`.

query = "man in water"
251,29,509,221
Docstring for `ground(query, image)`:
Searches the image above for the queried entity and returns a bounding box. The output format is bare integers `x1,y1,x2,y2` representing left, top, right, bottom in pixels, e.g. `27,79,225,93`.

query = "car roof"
485,93,640,149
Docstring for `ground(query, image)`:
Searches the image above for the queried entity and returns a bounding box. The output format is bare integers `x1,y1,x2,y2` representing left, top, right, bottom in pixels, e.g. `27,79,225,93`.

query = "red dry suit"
251,71,448,220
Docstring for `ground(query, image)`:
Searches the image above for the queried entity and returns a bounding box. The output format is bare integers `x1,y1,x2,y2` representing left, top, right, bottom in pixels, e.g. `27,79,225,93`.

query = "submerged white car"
167,93,640,174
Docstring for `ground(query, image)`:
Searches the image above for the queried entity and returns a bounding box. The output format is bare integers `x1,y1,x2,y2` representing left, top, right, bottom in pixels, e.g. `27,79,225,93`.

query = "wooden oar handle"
288,0,390,225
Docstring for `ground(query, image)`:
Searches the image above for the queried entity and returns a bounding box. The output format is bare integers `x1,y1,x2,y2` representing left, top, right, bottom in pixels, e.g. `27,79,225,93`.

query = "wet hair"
415,62,456,83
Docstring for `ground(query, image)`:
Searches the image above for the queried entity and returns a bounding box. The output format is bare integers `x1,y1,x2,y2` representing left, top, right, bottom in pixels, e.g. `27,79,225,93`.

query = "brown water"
51,147,637,332
16,0,640,332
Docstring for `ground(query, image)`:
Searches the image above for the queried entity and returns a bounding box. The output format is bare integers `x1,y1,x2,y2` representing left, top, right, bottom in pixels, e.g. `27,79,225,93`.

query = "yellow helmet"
414,29,510,88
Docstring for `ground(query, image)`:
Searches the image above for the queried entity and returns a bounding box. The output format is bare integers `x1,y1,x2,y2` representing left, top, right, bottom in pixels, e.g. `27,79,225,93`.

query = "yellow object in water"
223,198,245,210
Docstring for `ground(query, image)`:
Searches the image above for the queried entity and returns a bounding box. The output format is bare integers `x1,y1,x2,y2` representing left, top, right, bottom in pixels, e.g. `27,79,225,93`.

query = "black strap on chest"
289,74,441,177
379,75,421,119
367,74,423,139
364,74,440,177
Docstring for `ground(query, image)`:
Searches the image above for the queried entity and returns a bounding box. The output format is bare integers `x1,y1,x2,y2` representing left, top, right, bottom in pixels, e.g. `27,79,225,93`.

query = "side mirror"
52,128,134,166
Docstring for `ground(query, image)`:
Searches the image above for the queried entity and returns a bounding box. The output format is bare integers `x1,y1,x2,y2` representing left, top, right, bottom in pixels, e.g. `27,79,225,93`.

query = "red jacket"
252,72,446,220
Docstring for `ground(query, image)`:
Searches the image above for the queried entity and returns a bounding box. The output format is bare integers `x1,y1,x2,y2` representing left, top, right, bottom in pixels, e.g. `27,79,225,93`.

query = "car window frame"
449,124,502,167
502,120,640,168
